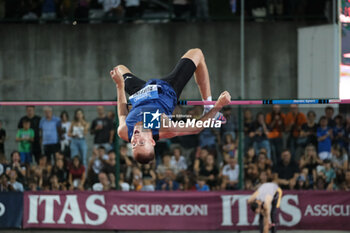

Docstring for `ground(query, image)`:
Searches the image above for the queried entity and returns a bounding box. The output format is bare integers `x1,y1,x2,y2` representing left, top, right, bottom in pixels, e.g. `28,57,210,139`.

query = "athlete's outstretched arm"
110,66,129,141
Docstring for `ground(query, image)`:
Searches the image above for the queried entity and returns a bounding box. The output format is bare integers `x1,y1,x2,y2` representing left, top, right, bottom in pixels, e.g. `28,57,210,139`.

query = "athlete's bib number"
129,85,159,105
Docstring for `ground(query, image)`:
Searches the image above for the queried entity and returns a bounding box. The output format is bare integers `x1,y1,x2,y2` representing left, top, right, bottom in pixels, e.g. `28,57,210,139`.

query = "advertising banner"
0,192,23,228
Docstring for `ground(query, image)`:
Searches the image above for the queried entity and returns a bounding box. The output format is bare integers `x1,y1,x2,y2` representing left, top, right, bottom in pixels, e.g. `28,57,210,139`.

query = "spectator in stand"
6,151,26,184
284,104,307,158
221,157,239,190
119,173,130,191
195,176,210,191
18,106,41,164
90,106,114,152
156,153,175,180
199,153,219,190
98,0,123,19
132,165,143,191
119,144,133,180
0,120,6,157
273,149,299,190
102,150,119,187
300,110,318,149
299,144,322,187
195,0,209,20
331,144,348,172
199,128,219,150
60,111,71,158
332,115,346,148
30,155,52,190
39,106,61,164
156,168,179,191
124,0,141,21
170,147,187,175
317,159,336,190
87,148,106,187
41,0,58,20
16,119,34,165
244,109,254,150
343,170,350,191
220,107,236,141
249,112,271,160
193,147,209,175
256,151,273,179
141,163,156,191
265,105,285,164
92,172,112,191
49,174,65,191
317,116,332,161
222,133,236,159
51,158,68,189
325,106,335,128
8,169,24,192
295,174,308,190
0,173,13,192
68,109,90,166
68,156,86,190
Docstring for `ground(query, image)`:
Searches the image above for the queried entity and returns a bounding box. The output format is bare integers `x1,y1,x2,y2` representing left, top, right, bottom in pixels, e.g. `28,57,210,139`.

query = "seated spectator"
265,105,285,164
30,155,52,190
299,144,322,187
300,110,318,149
332,115,346,148
8,169,24,192
170,147,187,175
331,144,348,172
284,104,307,158
325,106,335,128
220,107,236,140
27,178,40,191
317,159,336,190
314,175,327,190
119,173,130,191
6,151,26,184
51,159,68,189
244,109,254,150
119,144,133,176
156,153,175,180
273,149,299,190
156,168,179,191
222,133,236,158
132,166,143,191
0,173,12,192
16,118,34,165
199,128,219,150
195,176,210,191
92,172,112,191
68,156,86,190
249,112,271,160
193,147,209,175
256,151,273,178
102,150,117,179
141,164,156,191
343,170,350,191
244,147,256,167
199,153,219,190
255,171,269,188
50,174,66,191
317,116,332,161
221,157,239,190
87,148,106,187
295,174,308,190
179,171,197,191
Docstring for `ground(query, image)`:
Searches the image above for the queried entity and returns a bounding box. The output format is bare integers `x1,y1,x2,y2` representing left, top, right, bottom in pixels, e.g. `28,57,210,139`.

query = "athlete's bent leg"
114,65,146,96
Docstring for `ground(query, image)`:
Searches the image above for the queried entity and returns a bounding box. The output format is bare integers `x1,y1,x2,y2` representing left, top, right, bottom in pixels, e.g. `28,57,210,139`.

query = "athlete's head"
250,200,262,214
131,125,155,164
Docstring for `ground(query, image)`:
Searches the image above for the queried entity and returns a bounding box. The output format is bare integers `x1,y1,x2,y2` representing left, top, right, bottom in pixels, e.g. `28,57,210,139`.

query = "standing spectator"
265,105,285,164
68,156,86,190
16,119,34,164
0,120,6,157
90,106,114,152
221,157,239,190
195,176,210,191
199,153,219,190
249,112,271,160
98,0,123,19
170,147,187,175
273,149,299,190
284,104,307,157
6,151,26,184
124,0,141,21
18,106,41,164
195,0,208,20
156,168,179,191
40,107,61,164
300,110,318,148
41,0,58,20
332,115,346,148
8,170,24,192
325,106,335,128
68,109,89,166
60,111,71,158
317,116,332,161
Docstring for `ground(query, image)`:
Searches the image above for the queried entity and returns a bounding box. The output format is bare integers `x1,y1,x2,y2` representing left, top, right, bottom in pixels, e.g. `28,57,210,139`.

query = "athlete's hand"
110,67,124,89
215,91,231,108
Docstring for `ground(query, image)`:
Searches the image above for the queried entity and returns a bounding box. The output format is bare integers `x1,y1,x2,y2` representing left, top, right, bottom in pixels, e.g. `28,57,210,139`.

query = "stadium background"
0,0,350,232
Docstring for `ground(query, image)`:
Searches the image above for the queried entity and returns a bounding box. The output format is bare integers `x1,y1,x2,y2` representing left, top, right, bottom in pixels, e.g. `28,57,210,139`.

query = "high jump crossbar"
0,99,349,106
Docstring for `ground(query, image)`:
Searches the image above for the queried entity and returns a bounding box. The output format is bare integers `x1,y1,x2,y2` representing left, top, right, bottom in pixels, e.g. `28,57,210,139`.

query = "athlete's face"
131,126,156,162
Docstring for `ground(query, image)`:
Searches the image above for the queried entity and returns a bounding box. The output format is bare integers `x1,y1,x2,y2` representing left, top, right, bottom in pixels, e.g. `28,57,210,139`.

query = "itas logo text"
143,110,161,129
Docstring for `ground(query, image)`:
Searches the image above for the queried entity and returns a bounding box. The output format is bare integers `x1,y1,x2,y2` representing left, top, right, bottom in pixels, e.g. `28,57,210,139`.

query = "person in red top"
265,105,285,164
284,104,307,159
68,156,86,190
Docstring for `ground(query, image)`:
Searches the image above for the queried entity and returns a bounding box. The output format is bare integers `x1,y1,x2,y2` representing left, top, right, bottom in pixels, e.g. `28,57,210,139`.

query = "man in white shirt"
170,147,187,175
221,157,239,190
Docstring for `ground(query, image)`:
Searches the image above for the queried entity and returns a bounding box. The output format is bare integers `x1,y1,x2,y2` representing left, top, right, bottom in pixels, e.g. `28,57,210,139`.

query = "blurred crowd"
0,104,350,192
0,0,332,22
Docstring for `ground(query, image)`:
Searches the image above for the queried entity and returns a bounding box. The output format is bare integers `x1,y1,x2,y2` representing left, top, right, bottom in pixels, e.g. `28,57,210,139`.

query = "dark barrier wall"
0,22,298,101
0,192,23,228
21,191,350,231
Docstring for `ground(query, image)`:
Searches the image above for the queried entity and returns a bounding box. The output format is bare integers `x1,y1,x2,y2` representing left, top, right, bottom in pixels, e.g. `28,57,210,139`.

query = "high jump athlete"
110,48,231,164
